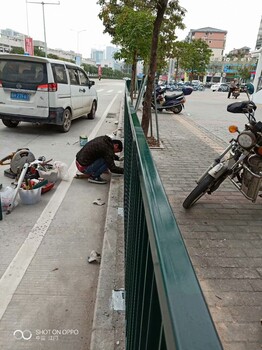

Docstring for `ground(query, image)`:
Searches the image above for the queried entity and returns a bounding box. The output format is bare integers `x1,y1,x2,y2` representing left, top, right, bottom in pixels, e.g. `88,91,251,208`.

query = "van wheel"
2,119,20,128
88,101,96,119
57,108,72,133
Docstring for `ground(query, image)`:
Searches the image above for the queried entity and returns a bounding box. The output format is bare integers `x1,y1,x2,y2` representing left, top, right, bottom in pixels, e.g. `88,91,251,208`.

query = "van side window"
52,64,68,84
67,67,79,85
78,69,89,86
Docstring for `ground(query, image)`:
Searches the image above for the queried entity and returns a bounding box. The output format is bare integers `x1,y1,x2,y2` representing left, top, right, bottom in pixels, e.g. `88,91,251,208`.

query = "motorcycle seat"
165,92,183,100
227,100,257,114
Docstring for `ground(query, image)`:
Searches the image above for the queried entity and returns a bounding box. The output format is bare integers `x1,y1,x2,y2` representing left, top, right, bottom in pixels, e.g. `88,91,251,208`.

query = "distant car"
211,83,229,92
204,82,213,88
191,80,201,86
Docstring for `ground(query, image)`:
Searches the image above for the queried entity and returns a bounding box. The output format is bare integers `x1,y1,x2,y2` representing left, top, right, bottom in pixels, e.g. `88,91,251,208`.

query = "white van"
0,54,98,132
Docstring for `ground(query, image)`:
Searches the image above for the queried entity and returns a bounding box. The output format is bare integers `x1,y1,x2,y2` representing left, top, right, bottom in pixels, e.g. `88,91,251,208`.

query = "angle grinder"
0,148,35,179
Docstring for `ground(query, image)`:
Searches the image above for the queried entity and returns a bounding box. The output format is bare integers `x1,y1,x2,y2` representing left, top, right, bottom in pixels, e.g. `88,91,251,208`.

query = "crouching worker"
75,135,124,184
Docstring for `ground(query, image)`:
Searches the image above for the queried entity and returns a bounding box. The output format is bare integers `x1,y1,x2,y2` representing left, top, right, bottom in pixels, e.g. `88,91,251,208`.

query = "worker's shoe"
88,176,107,184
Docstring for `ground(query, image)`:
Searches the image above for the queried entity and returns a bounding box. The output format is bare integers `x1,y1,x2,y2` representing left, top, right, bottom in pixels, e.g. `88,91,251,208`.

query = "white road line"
0,94,119,320
97,89,123,94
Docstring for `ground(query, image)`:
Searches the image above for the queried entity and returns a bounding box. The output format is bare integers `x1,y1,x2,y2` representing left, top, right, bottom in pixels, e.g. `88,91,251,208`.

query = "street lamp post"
77,30,86,54
25,0,30,37
26,1,60,57
71,29,86,54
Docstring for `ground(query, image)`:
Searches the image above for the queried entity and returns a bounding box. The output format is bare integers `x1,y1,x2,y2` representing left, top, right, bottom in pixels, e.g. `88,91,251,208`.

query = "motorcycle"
151,85,193,114
232,86,240,99
183,83,262,209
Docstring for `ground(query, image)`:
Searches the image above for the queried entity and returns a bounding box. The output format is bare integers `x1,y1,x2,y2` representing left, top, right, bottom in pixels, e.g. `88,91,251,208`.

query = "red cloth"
76,160,85,173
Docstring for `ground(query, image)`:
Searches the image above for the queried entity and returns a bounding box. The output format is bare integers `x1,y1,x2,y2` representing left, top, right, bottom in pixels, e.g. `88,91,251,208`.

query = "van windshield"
0,59,47,88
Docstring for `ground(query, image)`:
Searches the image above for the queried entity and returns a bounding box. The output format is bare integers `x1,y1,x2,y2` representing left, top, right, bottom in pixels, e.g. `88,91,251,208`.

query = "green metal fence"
123,88,223,350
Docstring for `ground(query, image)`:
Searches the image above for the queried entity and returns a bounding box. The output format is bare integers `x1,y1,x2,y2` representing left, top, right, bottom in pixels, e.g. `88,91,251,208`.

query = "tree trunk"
141,0,168,137
175,58,179,82
130,50,137,102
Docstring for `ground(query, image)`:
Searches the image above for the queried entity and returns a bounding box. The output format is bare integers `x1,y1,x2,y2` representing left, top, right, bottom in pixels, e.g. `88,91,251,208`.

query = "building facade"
0,28,96,66
186,27,227,61
255,16,262,50
90,49,104,65
0,28,26,53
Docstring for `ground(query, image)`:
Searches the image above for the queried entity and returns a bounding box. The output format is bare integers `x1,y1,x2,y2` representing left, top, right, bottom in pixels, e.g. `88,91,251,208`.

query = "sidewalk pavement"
93,96,262,350
149,107,262,350
90,104,125,350
90,174,125,350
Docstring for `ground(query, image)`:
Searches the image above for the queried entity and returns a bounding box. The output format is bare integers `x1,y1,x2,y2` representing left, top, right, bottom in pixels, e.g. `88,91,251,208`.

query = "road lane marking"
0,94,119,320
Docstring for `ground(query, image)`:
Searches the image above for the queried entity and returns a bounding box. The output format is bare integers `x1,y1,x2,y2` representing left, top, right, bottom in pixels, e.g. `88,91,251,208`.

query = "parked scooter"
151,85,193,114
183,83,262,209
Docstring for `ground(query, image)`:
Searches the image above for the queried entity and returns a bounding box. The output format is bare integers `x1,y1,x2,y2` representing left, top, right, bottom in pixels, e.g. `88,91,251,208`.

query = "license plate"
10,92,30,101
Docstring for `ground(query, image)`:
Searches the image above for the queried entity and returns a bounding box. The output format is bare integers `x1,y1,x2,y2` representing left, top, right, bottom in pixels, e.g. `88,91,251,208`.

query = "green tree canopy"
10,47,24,55
97,0,186,135
113,7,154,64
112,6,154,98
179,39,212,80
237,65,252,81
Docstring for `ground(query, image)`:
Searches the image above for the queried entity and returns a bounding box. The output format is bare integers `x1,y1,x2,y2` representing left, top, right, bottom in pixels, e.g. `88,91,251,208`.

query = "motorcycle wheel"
171,105,182,114
183,174,216,209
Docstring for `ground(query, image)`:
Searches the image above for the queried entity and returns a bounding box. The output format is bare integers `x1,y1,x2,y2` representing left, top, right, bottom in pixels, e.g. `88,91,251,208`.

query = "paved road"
150,89,262,350
0,79,125,350
1,84,261,350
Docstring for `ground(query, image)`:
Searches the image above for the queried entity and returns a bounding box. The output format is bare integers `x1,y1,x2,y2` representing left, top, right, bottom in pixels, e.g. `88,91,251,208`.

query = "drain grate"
106,113,117,118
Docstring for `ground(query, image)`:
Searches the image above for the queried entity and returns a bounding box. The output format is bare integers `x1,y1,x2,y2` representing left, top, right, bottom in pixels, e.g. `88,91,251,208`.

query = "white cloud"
1,0,261,58
176,0,261,53
1,0,112,58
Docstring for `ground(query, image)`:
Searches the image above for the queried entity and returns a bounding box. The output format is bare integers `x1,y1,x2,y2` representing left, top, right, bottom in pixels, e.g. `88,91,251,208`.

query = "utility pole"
25,0,30,36
26,1,60,57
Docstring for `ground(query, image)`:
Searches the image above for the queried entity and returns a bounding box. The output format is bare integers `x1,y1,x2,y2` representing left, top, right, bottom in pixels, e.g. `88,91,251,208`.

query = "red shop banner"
25,37,34,56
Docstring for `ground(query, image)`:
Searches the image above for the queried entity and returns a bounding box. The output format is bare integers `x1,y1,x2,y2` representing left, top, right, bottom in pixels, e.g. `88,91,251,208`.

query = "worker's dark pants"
228,88,234,98
80,158,107,178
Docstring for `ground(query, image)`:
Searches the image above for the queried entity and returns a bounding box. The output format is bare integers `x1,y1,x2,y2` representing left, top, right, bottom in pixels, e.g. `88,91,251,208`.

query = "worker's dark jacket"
76,135,124,174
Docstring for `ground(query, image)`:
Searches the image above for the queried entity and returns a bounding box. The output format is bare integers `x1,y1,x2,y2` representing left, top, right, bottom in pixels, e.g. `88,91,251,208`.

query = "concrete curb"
90,99,125,350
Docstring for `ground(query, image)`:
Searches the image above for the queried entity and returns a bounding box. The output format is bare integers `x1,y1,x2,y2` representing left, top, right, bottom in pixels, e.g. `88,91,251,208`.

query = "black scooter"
151,85,193,114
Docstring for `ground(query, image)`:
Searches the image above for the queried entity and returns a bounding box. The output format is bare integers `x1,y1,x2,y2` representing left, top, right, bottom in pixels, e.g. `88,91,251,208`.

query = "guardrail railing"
123,88,223,350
